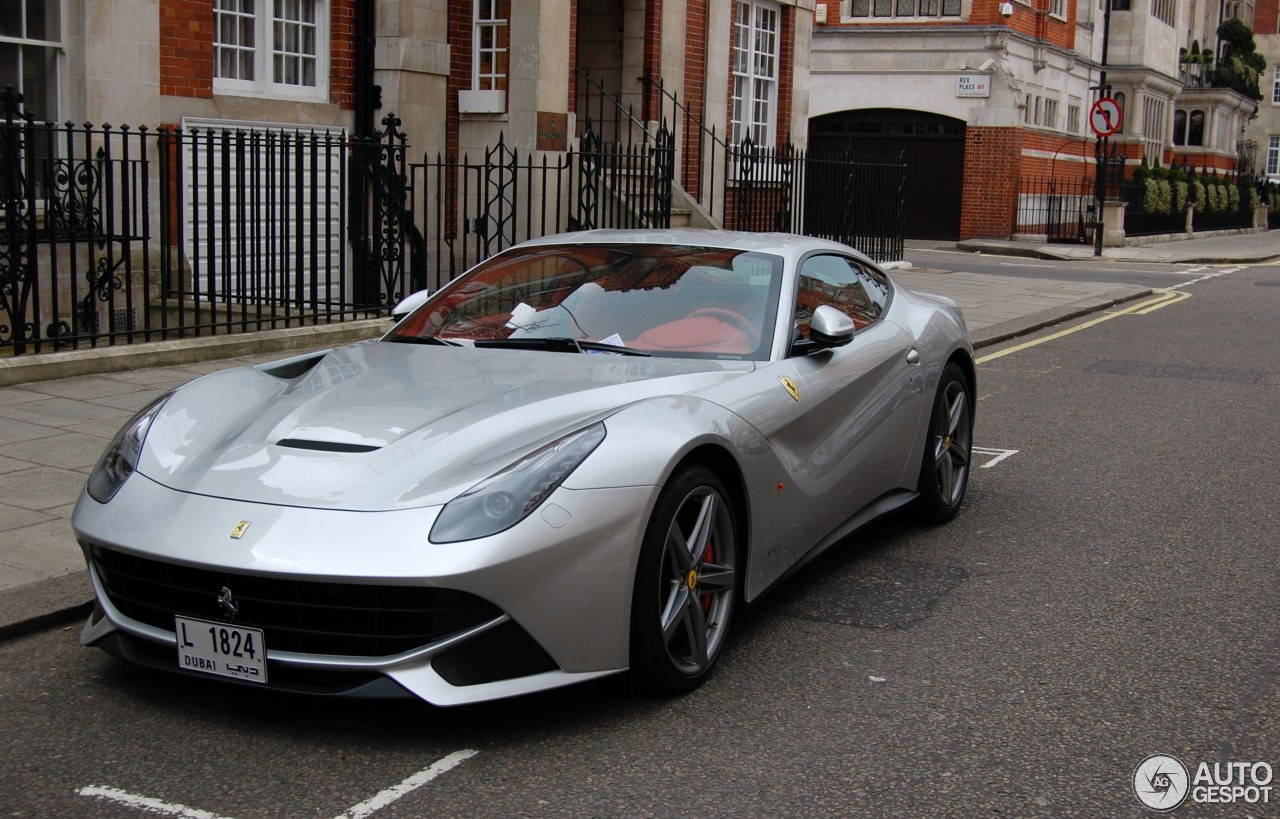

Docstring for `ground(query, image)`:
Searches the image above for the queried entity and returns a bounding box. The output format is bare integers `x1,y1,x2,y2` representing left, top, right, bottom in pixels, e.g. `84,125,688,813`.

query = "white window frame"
213,0,329,102
1267,136,1280,177
0,0,65,123
1043,98,1059,130
1272,65,1280,105
731,0,781,147
460,0,508,113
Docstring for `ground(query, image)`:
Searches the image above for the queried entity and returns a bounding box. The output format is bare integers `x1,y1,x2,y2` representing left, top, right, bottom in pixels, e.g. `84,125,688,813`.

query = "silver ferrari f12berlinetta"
74,229,975,706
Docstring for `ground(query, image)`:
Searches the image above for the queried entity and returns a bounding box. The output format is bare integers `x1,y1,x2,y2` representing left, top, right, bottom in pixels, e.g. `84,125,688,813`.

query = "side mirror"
809,304,855,348
390,289,432,323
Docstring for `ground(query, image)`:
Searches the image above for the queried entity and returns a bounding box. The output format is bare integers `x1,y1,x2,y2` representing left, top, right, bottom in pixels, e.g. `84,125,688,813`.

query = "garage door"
810,110,965,241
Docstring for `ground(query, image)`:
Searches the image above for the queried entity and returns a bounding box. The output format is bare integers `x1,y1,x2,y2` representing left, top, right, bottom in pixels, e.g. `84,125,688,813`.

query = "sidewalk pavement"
956,224,1280,264
1,228,1275,642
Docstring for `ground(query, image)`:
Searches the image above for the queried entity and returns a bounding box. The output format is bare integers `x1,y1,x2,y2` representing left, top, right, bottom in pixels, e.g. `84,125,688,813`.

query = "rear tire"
629,466,738,694
915,362,973,523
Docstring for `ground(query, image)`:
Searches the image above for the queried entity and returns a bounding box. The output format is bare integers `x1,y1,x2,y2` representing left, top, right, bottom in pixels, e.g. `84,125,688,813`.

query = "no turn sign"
1090,97,1122,137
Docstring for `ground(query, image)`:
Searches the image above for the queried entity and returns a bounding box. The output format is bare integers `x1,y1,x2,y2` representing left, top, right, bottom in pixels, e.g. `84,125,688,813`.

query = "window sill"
459,90,507,114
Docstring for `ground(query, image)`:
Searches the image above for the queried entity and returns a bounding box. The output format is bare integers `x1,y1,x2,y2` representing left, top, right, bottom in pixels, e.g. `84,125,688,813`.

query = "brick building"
810,0,1261,239
1244,0,1280,178
2,1,823,260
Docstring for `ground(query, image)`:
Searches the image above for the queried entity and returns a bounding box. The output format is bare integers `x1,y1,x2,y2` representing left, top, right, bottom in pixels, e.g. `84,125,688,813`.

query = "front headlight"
86,394,171,504
429,423,606,543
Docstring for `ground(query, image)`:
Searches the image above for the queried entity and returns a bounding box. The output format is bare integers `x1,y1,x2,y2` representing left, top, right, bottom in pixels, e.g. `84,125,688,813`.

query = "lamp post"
1092,0,1114,257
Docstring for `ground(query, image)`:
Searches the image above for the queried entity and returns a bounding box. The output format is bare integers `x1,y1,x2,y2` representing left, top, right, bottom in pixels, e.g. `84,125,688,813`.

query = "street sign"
1089,97,1122,137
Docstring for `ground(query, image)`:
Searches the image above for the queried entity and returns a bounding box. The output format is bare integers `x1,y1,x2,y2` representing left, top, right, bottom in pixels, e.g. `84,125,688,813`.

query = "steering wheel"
687,307,761,345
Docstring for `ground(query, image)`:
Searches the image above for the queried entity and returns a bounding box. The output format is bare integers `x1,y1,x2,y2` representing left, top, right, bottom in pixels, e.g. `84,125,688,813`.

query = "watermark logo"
1134,754,1274,811
1134,754,1190,812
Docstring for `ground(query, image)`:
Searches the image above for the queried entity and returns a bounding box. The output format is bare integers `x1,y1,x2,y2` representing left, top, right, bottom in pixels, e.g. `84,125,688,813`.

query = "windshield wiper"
472,337,649,356
384,335,463,347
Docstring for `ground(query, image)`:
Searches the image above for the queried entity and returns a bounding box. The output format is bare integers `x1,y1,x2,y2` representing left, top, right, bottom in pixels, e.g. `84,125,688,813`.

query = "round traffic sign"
1090,97,1122,137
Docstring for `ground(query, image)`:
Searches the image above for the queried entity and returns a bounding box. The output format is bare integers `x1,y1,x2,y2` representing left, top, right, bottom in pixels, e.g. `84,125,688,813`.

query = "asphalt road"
1,260,1277,818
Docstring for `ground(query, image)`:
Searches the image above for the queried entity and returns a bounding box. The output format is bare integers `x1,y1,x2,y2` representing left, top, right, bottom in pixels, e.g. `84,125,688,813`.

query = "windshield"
387,243,784,360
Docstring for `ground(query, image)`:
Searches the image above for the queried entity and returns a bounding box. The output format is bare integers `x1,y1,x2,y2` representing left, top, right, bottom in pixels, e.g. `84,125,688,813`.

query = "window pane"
0,4,20,38
0,43,19,91
21,43,56,121
942,0,961,14
851,0,870,14
1188,110,1204,146
897,0,916,15
26,0,58,40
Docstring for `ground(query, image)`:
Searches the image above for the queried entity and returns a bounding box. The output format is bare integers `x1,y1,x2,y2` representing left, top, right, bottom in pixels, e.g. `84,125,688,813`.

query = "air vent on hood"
275,438,381,453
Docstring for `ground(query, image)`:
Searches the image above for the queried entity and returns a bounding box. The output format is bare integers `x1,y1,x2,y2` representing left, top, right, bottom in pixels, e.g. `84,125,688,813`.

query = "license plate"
175,616,268,684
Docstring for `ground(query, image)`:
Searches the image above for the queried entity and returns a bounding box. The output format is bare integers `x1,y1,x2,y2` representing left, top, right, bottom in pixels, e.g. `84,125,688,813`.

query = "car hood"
136,341,752,511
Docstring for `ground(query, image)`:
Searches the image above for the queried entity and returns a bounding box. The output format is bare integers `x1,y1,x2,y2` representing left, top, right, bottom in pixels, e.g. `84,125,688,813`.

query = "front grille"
90,545,502,658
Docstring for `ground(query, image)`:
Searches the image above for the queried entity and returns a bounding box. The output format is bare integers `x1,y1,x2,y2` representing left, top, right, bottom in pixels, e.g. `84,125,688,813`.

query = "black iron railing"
4,78,911,358
1016,176,1095,244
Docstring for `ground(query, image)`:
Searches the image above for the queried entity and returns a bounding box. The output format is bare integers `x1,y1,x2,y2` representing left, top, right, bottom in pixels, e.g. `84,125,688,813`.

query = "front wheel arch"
629,461,743,694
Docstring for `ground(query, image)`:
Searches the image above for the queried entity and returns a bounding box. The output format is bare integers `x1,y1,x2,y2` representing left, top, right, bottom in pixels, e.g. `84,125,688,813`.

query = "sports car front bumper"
73,473,657,705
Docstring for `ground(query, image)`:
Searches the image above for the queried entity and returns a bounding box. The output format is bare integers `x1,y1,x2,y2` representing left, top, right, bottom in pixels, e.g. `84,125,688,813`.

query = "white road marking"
1173,267,1241,288
76,786,236,819
335,750,479,819
973,447,1019,468
78,750,479,819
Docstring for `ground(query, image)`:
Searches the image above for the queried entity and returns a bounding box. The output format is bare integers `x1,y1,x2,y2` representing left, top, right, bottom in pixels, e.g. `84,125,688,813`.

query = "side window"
794,254,887,337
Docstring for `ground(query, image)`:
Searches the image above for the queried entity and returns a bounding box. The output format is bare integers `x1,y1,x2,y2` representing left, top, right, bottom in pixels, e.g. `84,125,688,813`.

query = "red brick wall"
568,4,578,111
1256,0,1278,36
159,0,355,108
815,0,1074,50
960,126,1023,238
683,0,709,198
777,5,794,148
448,0,470,162
1019,131,1092,180
329,0,356,109
159,0,213,98
644,1,663,121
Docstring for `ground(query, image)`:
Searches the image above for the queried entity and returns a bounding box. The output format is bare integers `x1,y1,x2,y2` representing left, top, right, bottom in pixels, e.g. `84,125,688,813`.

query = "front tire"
915,362,973,523
630,466,738,694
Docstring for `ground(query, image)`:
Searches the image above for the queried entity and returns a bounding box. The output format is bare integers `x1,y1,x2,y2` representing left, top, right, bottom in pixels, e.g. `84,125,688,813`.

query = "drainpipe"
351,1,378,305
354,1,379,139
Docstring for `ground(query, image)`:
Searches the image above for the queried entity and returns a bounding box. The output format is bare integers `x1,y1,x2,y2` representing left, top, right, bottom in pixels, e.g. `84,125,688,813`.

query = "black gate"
1016,176,1093,244
810,109,964,241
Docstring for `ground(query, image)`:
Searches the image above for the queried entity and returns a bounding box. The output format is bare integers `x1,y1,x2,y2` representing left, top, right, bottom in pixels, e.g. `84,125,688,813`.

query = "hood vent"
275,438,381,453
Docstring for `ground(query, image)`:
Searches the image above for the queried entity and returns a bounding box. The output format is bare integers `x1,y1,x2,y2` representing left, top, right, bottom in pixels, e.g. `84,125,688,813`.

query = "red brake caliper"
700,540,714,613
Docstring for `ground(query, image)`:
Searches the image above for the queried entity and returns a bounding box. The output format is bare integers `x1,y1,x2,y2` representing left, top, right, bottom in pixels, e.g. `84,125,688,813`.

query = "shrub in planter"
1174,181,1189,213
1143,178,1173,214
1193,180,1208,211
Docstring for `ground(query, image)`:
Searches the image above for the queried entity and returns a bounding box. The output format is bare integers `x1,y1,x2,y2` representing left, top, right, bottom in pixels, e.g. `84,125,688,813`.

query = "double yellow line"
976,288,1190,365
